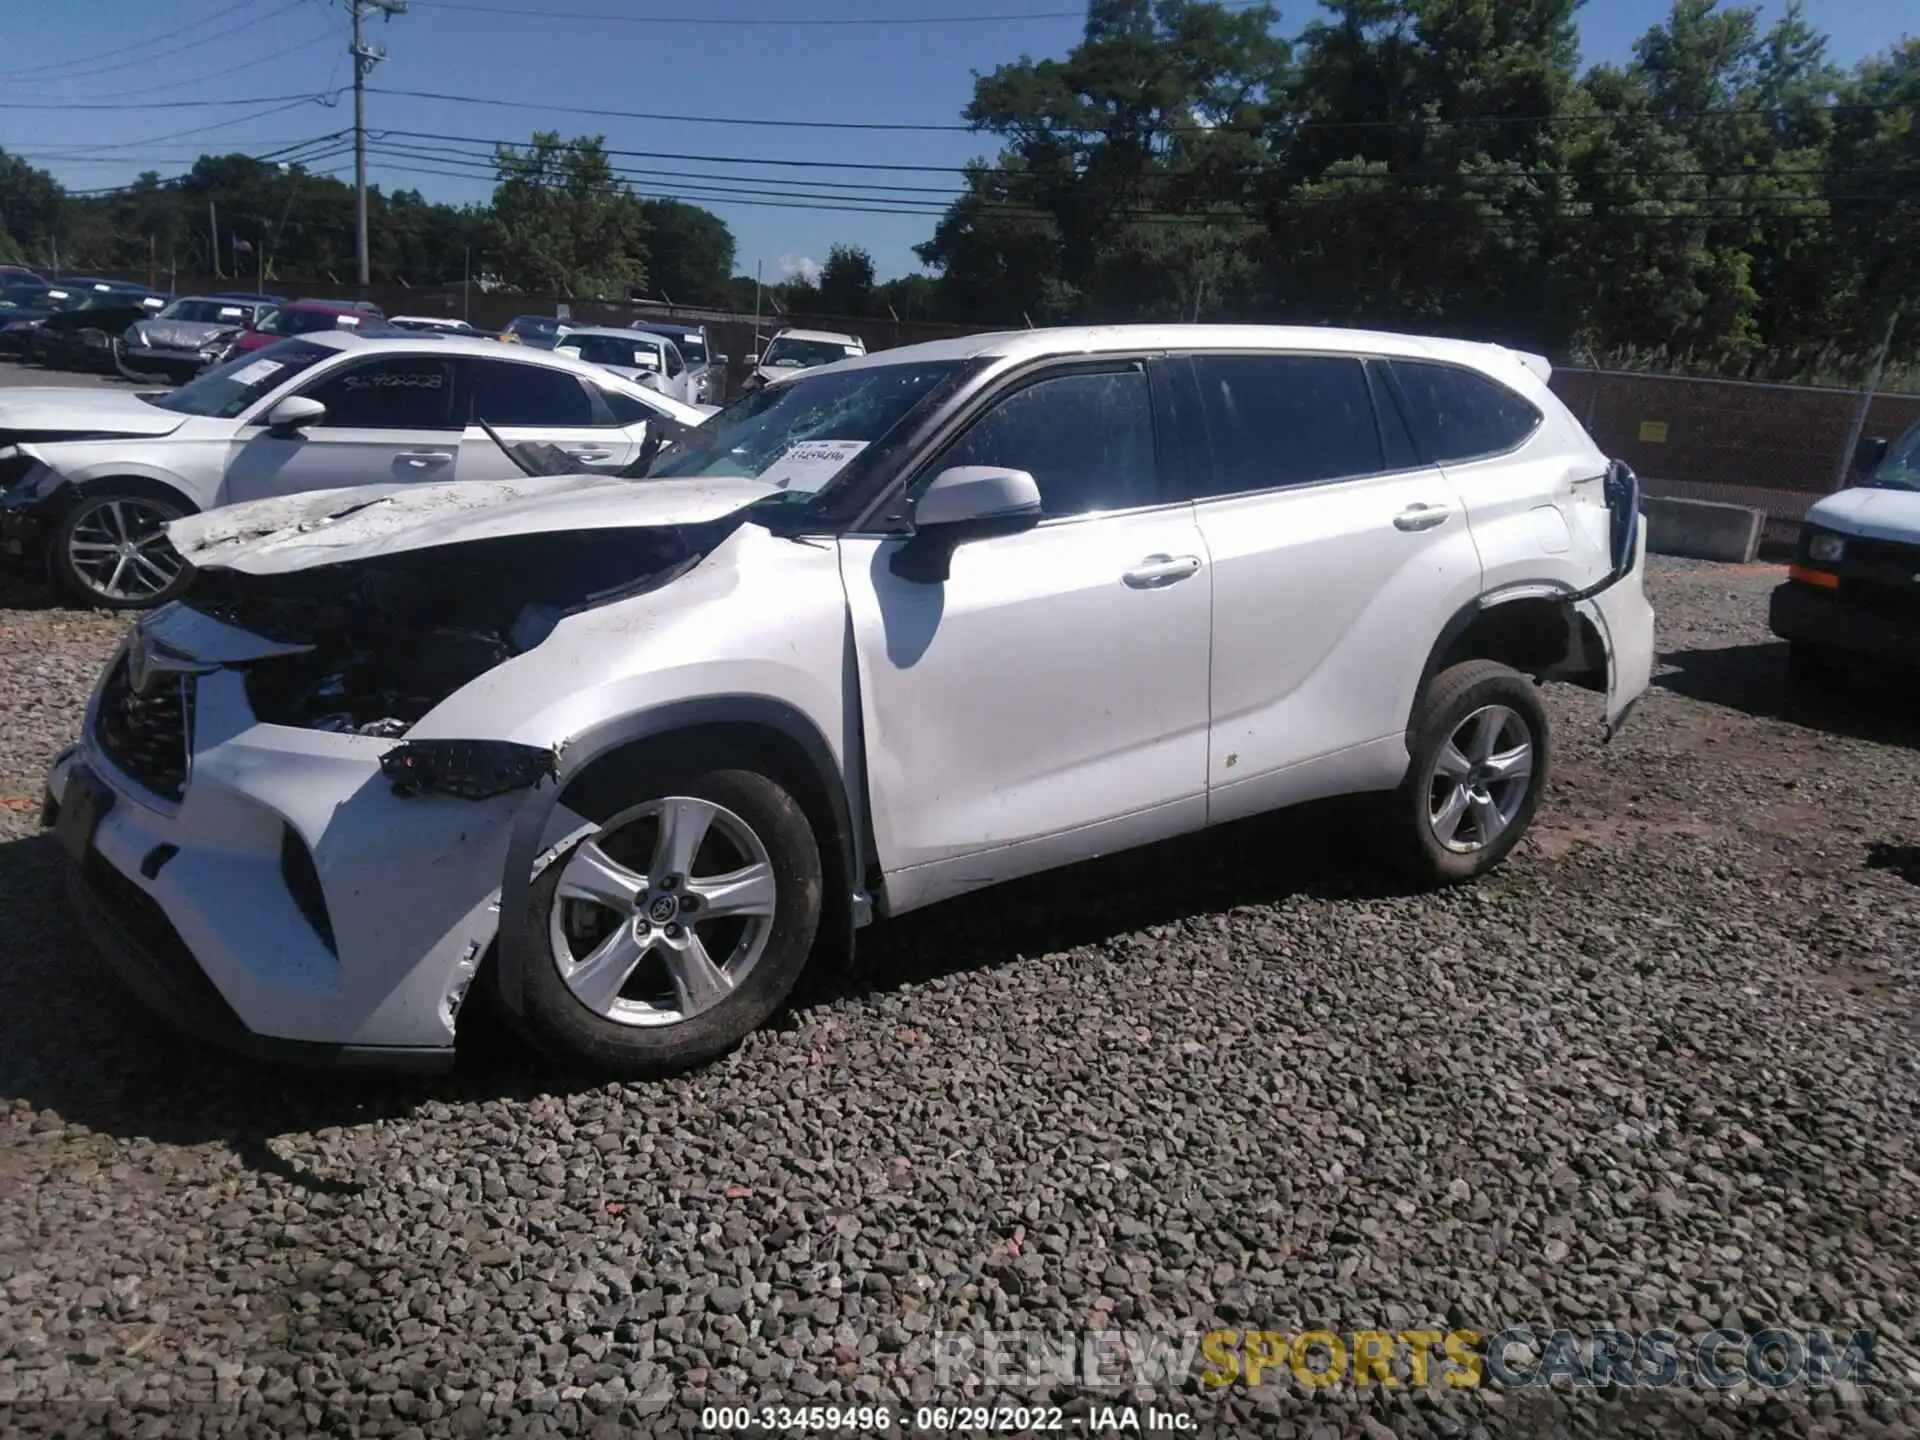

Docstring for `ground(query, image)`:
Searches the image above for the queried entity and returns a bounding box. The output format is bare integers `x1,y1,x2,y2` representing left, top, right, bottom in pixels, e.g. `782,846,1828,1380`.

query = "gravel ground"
0,558,1915,1438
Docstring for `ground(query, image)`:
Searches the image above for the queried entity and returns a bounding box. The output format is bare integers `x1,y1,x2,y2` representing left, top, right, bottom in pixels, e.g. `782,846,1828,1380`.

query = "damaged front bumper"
44,610,582,1065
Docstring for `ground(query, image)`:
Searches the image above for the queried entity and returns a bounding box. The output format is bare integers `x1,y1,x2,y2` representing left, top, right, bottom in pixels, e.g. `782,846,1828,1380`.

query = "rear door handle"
564,448,612,462
397,450,453,466
1393,502,1451,532
1123,554,1202,589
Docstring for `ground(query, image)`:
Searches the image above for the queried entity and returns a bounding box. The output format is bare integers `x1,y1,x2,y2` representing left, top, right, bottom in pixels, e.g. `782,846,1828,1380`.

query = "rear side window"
601,387,659,426
937,365,1161,518
1389,360,1541,463
1189,354,1382,497
467,358,596,427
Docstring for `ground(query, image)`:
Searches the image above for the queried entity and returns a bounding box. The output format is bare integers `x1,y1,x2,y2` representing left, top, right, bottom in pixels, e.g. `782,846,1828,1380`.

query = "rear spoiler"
1508,348,1552,383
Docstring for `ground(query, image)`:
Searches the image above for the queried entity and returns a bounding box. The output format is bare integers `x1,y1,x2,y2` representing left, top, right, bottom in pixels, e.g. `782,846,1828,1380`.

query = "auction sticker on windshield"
757,439,869,492
228,359,284,387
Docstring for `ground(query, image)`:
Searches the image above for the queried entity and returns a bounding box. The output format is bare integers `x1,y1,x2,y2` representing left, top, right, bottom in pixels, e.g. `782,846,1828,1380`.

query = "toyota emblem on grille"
125,622,214,698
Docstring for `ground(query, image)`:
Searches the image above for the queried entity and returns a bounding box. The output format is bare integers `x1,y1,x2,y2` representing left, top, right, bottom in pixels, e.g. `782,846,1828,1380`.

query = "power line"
0,0,276,79
405,0,1269,24
366,86,1920,137
0,92,342,111
7,0,315,85
371,126,1905,189
7,33,339,104
355,149,1903,228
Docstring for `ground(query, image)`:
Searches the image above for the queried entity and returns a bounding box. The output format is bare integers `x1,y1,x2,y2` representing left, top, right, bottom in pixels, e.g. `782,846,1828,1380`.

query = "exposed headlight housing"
1807,529,1847,564
381,739,557,801
128,328,151,347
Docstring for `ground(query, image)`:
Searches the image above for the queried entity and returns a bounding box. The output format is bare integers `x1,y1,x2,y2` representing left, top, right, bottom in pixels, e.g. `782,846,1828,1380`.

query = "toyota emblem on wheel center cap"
647,894,679,924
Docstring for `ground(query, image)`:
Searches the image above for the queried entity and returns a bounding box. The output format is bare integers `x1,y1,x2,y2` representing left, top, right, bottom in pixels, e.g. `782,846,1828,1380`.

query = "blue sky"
5,0,1914,283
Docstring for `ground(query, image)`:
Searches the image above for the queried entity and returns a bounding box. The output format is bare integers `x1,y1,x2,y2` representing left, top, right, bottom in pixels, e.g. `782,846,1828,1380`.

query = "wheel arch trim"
493,694,861,1017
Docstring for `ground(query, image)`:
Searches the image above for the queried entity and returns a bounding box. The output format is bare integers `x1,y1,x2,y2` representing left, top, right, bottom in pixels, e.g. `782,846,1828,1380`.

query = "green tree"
635,199,735,303
488,132,649,297
0,148,65,265
818,243,878,315
918,0,1289,322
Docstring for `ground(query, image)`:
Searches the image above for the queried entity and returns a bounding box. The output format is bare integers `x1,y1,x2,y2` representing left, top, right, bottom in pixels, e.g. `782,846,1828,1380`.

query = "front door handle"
1123,554,1203,589
564,448,612,462
398,450,452,466
1393,502,1451,532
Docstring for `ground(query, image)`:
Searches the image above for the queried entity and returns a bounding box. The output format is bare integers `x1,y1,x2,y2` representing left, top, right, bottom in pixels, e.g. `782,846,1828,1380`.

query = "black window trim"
850,352,1182,535
1380,356,1545,468
1178,348,1424,504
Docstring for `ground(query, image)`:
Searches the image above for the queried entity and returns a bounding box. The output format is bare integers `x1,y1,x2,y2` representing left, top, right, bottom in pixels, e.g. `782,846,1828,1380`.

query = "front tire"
496,764,823,1076
1381,660,1549,886
49,488,192,610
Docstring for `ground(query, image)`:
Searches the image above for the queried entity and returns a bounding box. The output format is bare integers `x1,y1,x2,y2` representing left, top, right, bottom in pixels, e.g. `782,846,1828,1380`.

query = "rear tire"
495,764,823,1077
1380,660,1549,887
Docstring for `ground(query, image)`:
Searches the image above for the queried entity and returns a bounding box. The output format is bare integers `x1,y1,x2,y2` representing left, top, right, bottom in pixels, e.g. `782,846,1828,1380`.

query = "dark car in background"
30,283,168,372
119,293,283,383
499,313,566,349
0,278,95,357
221,297,385,360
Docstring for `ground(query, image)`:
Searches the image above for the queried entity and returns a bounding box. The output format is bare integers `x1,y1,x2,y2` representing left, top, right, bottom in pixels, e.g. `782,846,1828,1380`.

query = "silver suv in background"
631,321,726,406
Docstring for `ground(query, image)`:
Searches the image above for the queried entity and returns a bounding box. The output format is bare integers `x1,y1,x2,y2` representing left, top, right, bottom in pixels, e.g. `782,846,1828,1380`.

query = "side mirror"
265,395,326,433
913,465,1043,528
715,353,729,366
891,466,1042,583
554,345,582,360
746,352,760,366
1852,435,1890,482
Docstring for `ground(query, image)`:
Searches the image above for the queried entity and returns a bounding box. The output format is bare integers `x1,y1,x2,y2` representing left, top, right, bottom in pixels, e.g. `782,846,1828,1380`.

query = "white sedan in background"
555,327,698,404
0,331,708,608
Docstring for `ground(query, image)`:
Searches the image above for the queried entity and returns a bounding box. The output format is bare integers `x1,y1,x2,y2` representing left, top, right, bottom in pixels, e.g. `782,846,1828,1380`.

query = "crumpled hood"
168,473,779,574
0,387,187,439
1806,485,1920,544
131,318,239,350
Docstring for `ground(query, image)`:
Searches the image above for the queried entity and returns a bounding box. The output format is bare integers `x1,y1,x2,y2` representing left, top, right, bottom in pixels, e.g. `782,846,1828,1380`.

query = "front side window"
936,366,1160,518
1190,354,1383,497
1389,359,1542,464
145,339,332,419
467,357,596,427
300,355,458,430
663,343,684,378
1869,422,1920,492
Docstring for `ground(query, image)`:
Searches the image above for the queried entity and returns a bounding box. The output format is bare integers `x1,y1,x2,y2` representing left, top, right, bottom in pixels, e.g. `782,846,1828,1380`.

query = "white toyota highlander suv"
44,325,1653,1076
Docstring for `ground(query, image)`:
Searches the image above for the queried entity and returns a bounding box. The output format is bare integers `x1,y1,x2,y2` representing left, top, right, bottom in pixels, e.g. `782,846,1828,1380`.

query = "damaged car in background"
0,330,708,608
43,324,1654,1077
117,293,282,384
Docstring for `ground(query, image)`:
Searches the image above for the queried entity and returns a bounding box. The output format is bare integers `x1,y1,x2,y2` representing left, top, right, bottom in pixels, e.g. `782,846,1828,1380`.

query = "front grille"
1840,536,1920,616
94,657,194,801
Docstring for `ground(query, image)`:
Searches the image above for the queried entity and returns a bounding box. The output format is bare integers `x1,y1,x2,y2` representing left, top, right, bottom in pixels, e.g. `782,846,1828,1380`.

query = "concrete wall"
1640,495,1765,563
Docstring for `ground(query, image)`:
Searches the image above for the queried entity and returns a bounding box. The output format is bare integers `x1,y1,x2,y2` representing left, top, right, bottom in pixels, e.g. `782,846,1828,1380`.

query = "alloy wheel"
548,796,778,1027
1426,703,1534,854
64,497,186,604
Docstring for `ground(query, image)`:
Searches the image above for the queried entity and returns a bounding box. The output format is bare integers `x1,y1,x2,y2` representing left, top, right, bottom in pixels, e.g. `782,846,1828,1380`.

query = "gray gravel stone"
0,556,1914,1437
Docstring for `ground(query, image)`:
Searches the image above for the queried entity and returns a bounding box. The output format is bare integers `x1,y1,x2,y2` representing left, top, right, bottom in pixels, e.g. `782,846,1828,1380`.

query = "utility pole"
209,200,220,278
347,0,407,290
1832,307,1901,492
